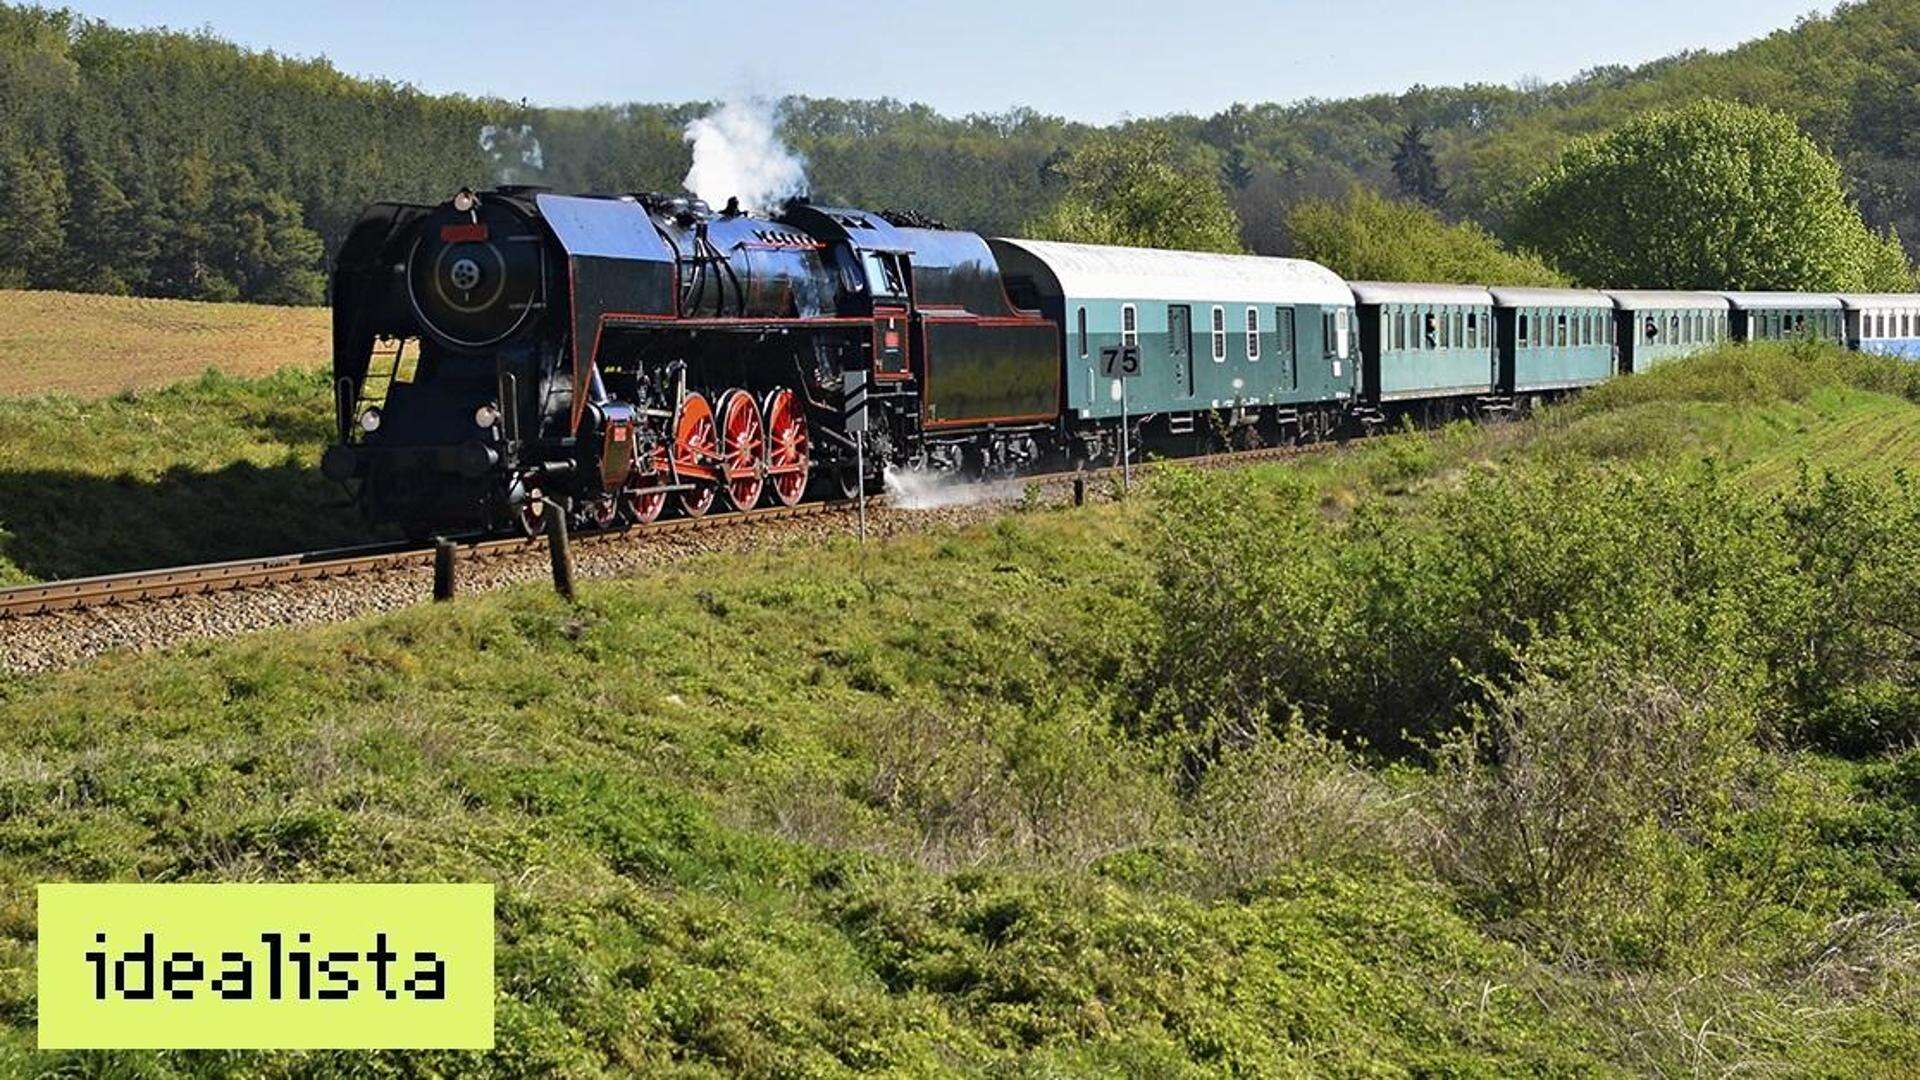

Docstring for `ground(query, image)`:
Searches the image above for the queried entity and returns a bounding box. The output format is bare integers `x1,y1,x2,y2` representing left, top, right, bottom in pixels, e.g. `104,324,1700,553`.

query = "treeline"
0,0,1916,304
0,6,486,303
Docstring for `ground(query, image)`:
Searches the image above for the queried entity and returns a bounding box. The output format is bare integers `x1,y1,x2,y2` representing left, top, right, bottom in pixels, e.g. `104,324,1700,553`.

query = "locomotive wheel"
717,389,765,512
515,488,546,538
763,387,810,507
580,493,620,531
621,444,670,525
673,392,718,518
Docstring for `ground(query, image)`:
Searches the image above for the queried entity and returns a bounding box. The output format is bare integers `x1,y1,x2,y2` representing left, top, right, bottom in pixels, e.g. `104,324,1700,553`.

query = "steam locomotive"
323,185,1920,538
324,185,1064,536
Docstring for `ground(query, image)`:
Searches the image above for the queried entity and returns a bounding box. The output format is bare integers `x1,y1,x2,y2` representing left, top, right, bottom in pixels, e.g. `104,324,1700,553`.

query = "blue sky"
60,1,1828,123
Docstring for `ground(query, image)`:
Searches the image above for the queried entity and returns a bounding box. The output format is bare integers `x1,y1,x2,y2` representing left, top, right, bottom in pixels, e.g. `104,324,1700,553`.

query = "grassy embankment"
0,290,374,584
3,341,1920,1074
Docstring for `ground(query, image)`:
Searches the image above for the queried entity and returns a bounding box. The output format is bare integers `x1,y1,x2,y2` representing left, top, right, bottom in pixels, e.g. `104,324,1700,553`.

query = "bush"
1141,460,1799,756
1431,634,1762,919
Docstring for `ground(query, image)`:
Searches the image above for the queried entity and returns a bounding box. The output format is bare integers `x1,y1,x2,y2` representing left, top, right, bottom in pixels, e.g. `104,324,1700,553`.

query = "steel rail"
0,439,1332,619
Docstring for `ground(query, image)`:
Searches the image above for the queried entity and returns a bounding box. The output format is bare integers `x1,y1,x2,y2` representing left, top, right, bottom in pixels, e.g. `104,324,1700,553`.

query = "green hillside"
7,343,1920,1074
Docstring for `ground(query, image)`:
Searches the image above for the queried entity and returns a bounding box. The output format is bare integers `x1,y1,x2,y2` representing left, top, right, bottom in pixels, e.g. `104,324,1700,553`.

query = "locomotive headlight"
358,407,383,433
451,189,477,213
474,403,500,429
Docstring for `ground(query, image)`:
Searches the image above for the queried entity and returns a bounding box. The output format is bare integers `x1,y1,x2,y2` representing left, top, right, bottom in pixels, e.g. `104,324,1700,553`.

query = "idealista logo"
38,883,494,1049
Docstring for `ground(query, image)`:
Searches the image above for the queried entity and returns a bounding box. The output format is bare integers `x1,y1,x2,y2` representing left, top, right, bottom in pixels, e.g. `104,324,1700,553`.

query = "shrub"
1431,634,1763,919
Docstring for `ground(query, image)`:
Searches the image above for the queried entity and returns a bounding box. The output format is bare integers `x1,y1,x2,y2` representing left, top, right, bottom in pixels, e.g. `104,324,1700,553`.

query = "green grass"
0,368,381,584
3,342,1920,1074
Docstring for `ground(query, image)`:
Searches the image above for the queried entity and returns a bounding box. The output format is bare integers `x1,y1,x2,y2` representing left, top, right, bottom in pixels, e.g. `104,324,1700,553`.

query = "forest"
0,0,1916,303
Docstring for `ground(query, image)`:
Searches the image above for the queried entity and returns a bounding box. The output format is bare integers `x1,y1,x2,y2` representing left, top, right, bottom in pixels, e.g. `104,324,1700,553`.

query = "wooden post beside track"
546,502,576,602
1073,476,1086,506
433,539,457,602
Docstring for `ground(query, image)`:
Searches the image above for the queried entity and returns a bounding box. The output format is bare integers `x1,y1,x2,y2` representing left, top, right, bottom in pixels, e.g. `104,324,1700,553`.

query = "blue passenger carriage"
1489,287,1617,399
1721,292,1845,344
1838,295,1920,358
991,239,1358,446
1605,291,1732,372
1350,283,1497,418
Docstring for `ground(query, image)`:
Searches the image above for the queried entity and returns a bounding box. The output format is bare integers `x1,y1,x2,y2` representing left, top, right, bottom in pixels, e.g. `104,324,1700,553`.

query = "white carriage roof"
1487,286,1614,309
1603,290,1733,311
1718,291,1844,310
1835,293,1920,309
992,238,1353,307
1348,282,1494,306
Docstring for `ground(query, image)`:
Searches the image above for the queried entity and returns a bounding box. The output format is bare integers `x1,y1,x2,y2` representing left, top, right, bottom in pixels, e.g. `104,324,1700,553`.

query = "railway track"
0,440,1324,621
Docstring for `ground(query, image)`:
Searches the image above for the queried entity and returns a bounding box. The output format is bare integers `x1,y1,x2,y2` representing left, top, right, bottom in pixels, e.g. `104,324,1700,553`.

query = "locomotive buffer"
1100,345,1142,493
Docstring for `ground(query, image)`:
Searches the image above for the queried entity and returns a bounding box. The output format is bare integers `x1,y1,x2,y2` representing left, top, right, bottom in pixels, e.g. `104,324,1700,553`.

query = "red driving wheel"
717,388,765,512
621,443,669,525
673,392,718,518
763,387,810,507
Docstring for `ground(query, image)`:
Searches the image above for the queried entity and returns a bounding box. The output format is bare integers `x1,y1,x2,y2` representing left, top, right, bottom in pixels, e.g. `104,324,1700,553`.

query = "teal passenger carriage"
1350,283,1496,413
1721,292,1845,345
1489,287,1617,396
991,239,1357,443
1605,291,1732,372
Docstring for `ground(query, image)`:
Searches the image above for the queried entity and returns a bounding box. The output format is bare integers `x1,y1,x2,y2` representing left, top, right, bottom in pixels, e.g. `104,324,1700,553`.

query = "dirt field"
0,289,328,398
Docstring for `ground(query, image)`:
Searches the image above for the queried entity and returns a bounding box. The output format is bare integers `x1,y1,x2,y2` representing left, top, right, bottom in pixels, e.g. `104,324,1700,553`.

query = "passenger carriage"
1838,295,1920,358
991,239,1357,448
1349,283,1497,419
1721,292,1846,345
1605,291,1732,372
1489,287,1617,399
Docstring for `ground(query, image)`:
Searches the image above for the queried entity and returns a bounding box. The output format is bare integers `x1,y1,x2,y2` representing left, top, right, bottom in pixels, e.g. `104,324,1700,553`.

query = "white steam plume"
883,466,1026,511
682,99,809,212
478,123,545,185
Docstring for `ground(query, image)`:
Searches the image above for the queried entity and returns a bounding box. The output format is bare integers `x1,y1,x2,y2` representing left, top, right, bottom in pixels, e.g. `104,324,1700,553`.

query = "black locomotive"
324,186,1059,536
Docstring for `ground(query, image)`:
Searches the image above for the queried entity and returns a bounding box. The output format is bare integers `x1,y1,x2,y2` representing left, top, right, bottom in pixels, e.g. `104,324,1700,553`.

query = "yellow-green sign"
38,883,494,1049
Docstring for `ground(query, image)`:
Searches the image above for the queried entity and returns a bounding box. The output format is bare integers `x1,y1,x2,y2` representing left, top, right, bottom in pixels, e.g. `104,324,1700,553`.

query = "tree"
58,150,141,294
1023,128,1244,254
0,146,68,288
1288,186,1567,286
1511,100,1916,291
1391,124,1447,208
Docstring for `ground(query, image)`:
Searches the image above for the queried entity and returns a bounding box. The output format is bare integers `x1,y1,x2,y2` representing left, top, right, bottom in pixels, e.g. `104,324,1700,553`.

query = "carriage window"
1211,305,1226,362
1518,313,1530,347
1121,304,1138,348
1698,312,1708,341
1453,310,1465,348
1466,312,1480,349
1077,307,1088,359
1247,307,1261,361
1391,310,1405,350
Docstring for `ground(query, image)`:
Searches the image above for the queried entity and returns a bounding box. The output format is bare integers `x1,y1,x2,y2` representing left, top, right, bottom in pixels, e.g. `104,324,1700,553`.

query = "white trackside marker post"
1101,344,1140,497
846,366,869,542
855,430,867,542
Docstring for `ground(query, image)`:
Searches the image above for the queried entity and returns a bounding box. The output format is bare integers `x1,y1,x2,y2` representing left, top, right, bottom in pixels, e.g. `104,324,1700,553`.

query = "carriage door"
1168,305,1194,398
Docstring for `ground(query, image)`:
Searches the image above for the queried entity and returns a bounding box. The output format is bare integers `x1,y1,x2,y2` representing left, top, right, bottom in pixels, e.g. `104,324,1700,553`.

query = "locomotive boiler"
323,186,1060,536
